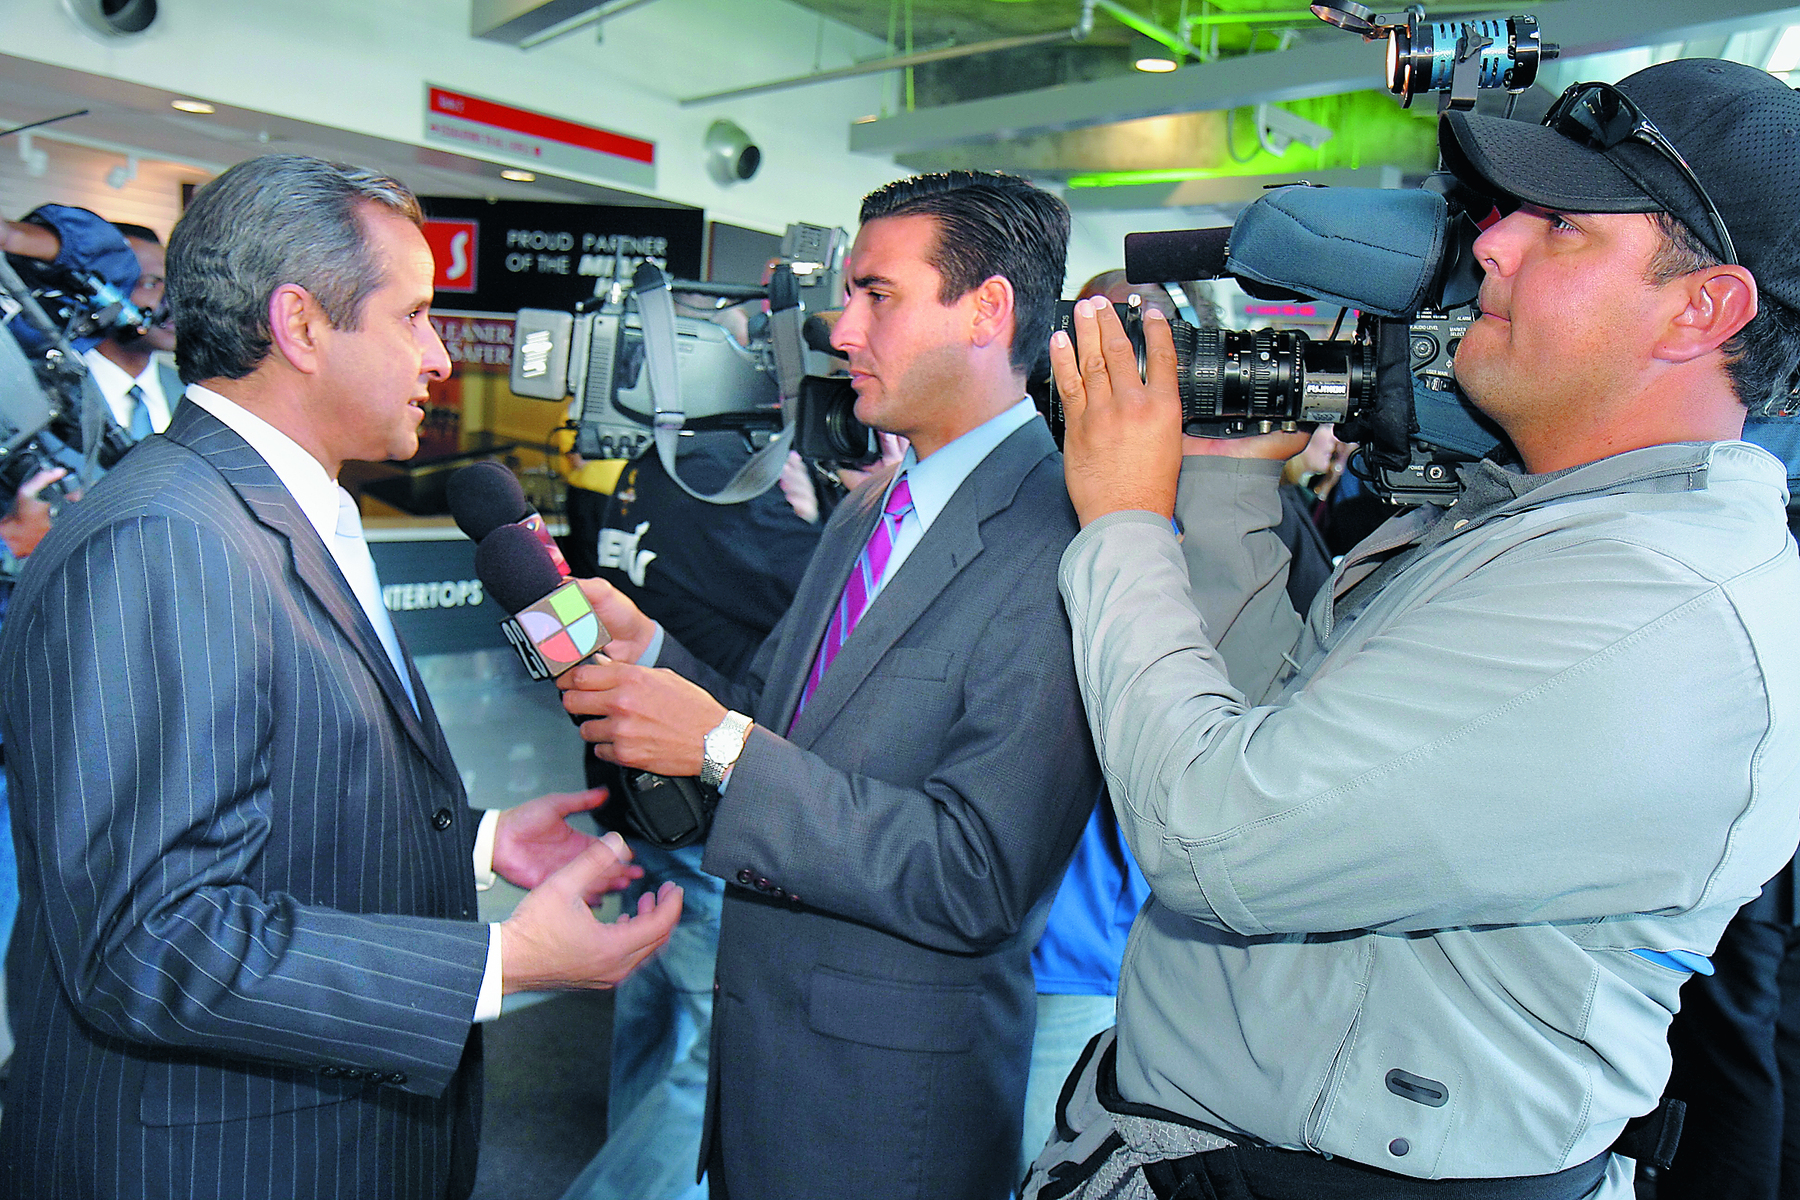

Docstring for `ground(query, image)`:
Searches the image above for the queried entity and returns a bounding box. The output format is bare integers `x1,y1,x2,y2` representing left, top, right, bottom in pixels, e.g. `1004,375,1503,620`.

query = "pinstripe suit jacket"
662,418,1104,1199
0,402,491,1200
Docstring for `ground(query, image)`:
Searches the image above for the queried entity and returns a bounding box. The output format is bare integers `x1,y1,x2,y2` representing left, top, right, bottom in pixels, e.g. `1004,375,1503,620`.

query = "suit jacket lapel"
165,403,459,787
784,421,1055,745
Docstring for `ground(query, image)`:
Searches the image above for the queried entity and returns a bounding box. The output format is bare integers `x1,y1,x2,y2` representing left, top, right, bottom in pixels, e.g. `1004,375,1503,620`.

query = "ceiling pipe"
680,0,1097,108
1092,0,1200,60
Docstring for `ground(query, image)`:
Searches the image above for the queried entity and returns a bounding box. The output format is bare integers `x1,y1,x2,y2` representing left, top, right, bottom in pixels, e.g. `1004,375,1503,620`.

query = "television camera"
1051,3,1563,506
1,203,153,508
509,222,871,506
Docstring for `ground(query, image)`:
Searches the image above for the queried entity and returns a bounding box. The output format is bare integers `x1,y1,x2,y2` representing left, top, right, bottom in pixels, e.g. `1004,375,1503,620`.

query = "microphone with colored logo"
448,459,569,579
469,521,720,850
474,523,606,681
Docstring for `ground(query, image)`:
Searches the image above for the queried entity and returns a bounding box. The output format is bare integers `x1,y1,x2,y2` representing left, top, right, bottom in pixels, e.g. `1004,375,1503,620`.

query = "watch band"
700,710,754,789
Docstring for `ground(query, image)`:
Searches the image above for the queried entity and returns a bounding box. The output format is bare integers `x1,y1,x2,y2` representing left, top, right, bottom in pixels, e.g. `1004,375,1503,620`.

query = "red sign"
423,218,480,294
428,87,655,166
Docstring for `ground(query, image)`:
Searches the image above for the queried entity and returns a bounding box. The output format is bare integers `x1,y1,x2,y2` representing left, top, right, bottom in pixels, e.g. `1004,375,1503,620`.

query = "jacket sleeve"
698,535,1100,954
1172,455,1307,700
1060,469,1794,937
3,514,488,1097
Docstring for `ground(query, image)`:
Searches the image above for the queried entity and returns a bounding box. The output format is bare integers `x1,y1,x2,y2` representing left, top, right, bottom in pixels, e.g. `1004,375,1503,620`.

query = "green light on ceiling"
1067,91,1437,188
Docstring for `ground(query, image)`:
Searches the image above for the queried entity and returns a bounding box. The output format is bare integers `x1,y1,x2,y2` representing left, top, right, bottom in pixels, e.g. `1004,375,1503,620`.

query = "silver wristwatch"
699,711,754,789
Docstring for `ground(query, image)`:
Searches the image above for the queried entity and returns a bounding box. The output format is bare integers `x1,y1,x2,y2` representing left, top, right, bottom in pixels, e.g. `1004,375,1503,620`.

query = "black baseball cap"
1440,59,1800,311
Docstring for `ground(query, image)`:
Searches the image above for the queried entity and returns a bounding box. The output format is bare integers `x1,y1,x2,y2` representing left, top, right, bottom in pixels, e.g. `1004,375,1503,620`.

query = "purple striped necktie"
794,474,914,721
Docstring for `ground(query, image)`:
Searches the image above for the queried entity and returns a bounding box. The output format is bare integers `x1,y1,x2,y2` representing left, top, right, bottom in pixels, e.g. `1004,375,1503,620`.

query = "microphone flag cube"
498,578,609,680
521,512,572,578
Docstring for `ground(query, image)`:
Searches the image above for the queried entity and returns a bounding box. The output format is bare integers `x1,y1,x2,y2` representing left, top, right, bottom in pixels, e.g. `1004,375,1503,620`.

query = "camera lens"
1176,326,1308,425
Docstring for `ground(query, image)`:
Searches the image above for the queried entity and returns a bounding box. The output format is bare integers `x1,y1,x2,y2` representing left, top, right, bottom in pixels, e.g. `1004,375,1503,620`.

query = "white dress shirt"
82,347,175,434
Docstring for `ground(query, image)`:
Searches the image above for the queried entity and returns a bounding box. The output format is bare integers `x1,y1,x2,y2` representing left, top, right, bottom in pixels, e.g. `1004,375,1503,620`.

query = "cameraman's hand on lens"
0,466,70,558
574,576,657,663
1050,298,1182,526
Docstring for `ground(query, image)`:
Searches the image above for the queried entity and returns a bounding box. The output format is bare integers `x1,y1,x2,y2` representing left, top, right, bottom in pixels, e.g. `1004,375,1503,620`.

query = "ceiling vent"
64,0,159,39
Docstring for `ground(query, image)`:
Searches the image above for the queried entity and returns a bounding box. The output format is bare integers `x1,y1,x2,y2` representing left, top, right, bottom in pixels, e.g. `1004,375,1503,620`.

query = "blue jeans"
0,772,18,1065
1018,993,1117,1187
561,842,722,1200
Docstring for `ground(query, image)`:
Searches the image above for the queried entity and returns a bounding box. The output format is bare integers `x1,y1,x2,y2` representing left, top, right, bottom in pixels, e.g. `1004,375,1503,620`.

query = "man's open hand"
492,787,638,899
500,833,682,993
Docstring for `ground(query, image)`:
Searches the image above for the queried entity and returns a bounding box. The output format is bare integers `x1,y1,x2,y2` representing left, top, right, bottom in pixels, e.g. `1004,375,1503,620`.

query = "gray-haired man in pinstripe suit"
0,155,682,1200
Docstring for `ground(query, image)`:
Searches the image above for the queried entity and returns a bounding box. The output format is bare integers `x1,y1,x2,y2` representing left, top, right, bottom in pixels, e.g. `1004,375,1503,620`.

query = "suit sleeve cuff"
475,923,504,1022
640,623,666,667
473,808,499,891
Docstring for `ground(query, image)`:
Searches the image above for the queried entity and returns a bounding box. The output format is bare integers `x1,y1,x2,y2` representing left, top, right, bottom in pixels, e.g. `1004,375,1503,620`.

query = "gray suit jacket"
662,418,1103,1199
0,402,491,1200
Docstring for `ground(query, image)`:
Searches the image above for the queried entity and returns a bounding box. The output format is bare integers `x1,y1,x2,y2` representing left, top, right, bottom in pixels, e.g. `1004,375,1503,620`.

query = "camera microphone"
1124,227,1233,287
448,459,569,578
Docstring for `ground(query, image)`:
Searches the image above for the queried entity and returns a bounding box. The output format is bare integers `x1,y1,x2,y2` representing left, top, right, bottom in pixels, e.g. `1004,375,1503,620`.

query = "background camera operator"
0,202,145,1070
1028,58,1800,1200
80,222,180,441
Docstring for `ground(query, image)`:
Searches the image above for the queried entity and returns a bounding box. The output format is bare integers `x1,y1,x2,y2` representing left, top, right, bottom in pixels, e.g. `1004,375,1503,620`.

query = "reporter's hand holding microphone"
449,460,739,855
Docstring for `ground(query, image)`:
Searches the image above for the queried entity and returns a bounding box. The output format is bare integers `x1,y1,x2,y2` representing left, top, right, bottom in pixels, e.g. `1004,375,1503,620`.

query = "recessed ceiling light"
1134,56,1178,73
170,99,215,114
501,168,537,182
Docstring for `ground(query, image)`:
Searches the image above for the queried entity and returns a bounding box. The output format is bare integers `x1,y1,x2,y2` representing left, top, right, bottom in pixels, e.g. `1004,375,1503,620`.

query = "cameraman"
80,223,179,440
1029,58,1800,1200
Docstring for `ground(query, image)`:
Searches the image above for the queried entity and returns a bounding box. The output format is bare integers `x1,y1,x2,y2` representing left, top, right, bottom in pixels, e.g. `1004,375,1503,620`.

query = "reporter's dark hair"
166,154,422,384
1647,212,1800,414
859,171,1069,373
111,222,160,245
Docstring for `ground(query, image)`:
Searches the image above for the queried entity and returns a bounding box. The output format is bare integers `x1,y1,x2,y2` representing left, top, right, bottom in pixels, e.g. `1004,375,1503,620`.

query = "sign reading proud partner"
425,85,656,190
418,196,703,314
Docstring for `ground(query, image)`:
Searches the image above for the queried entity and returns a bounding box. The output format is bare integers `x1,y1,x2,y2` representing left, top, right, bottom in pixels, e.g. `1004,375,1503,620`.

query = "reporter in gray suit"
0,155,682,1200
560,171,1104,1199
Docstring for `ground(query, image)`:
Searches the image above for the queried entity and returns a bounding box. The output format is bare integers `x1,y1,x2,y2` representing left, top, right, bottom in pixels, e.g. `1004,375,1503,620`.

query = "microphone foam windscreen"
475,522,567,614
447,460,532,542
802,313,845,358
1124,227,1233,285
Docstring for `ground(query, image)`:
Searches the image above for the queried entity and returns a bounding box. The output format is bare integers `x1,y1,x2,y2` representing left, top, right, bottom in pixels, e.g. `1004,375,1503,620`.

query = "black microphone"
474,523,605,680
1124,227,1233,286
449,460,570,578
471,522,719,850
802,313,846,358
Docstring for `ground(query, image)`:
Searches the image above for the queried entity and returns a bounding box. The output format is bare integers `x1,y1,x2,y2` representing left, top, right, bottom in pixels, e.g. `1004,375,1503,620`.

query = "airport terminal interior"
4,2,1800,1198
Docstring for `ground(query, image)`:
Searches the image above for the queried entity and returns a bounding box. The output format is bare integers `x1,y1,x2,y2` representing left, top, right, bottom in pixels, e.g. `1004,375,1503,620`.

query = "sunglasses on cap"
1543,80,1739,266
